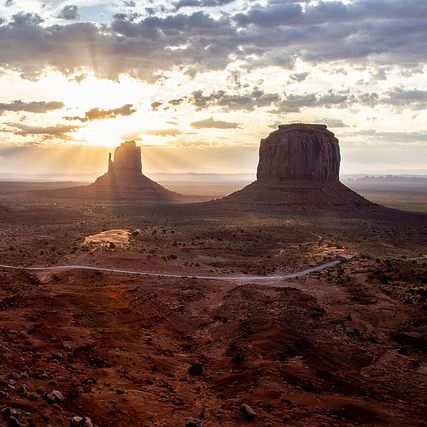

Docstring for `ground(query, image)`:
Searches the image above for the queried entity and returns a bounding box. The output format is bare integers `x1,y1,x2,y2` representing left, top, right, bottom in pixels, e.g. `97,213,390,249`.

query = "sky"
0,0,426,179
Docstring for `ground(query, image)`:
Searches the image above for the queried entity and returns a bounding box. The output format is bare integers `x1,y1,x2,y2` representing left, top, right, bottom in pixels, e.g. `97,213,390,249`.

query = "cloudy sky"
0,0,426,178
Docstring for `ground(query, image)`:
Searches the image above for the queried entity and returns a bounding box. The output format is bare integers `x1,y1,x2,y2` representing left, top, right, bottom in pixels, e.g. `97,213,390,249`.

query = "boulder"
240,404,256,420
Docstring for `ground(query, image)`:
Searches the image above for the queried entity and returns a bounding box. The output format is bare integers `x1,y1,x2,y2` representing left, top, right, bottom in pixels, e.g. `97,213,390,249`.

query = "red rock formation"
109,141,142,175
86,141,180,201
257,124,340,181
223,124,373,210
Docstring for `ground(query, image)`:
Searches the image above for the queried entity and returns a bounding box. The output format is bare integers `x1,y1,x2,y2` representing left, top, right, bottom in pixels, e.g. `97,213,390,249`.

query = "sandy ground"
0,182,426,426
0,261,426,426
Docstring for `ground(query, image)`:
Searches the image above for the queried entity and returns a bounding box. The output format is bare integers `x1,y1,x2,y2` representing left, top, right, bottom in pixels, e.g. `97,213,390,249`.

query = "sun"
75,120,130,147
73,115,172,148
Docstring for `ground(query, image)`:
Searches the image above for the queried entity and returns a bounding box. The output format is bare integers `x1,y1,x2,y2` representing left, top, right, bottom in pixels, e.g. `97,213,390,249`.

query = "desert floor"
0,182,426,426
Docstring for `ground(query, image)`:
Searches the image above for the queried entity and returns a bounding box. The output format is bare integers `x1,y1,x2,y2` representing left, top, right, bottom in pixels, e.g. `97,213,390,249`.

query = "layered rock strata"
224,124,373,209
86,141,180,201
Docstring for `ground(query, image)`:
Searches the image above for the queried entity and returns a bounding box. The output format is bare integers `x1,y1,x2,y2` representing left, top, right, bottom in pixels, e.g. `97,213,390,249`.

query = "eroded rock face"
109,141,142,175
87,140,180,201
222,124,374,209
256,124,340,181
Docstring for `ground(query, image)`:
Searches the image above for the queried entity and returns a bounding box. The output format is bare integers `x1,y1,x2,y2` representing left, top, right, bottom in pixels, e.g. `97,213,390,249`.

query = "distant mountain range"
342,175,427,190
0,173,426,190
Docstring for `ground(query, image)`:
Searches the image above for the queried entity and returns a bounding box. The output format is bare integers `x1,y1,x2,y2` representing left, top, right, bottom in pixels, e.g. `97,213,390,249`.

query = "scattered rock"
70,417,83,426
45,389,64,403
17,384,28,396
51,352,64,361
70,416,93,427
8,416,22,427
26,392,39,401
36,386,46,395
185,419,203,427
240,404,256,420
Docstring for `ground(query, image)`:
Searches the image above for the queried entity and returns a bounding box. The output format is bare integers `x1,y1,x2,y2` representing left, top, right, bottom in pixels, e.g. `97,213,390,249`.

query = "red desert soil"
0,258,426,426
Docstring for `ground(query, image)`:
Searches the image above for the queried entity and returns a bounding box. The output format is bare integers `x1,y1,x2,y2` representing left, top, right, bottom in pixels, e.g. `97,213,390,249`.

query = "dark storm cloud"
5,122,80,140
65,104,136,122
0,1,426,81
0,100,64,114
58,5,80,21
191,118,241,129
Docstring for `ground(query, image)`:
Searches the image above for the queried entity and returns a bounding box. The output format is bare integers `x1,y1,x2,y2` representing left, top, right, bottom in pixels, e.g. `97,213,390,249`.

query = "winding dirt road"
0,259,341,283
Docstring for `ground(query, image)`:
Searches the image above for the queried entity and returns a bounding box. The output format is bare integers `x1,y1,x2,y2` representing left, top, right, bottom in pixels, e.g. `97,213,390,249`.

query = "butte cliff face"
108,141,142,177
223,124,373,210
86,141,180,201
257,124,340,181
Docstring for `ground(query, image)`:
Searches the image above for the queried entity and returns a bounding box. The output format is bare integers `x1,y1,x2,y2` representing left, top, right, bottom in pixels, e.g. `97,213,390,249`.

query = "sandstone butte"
84,141,181,201
222,123,374,210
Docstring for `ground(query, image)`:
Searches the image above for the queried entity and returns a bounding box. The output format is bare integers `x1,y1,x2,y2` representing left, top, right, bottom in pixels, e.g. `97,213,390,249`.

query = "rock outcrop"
108,141,142,175
223,124,373,210
257,124,340,181
84,141,180,201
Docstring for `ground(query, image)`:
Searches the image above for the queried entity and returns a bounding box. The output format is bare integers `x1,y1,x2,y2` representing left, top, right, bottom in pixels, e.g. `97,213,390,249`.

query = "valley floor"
0,191,426,426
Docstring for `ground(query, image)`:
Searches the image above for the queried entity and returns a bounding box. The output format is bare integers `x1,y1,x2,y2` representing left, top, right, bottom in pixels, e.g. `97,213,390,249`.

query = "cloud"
319,118,348,128
191,118,240,129
382,87,427,110
233,3,303,27
190,88,280,111
0,100,64,114
151,102,163,111
168,98,185,106
0,1,425,82
5,122,79,140
274,90,350,113
189,85,427,114
65,104,136,122
289,72,309,82
144,128,182,136
350,129,427,144
175,0,235,9
58,5,80,21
